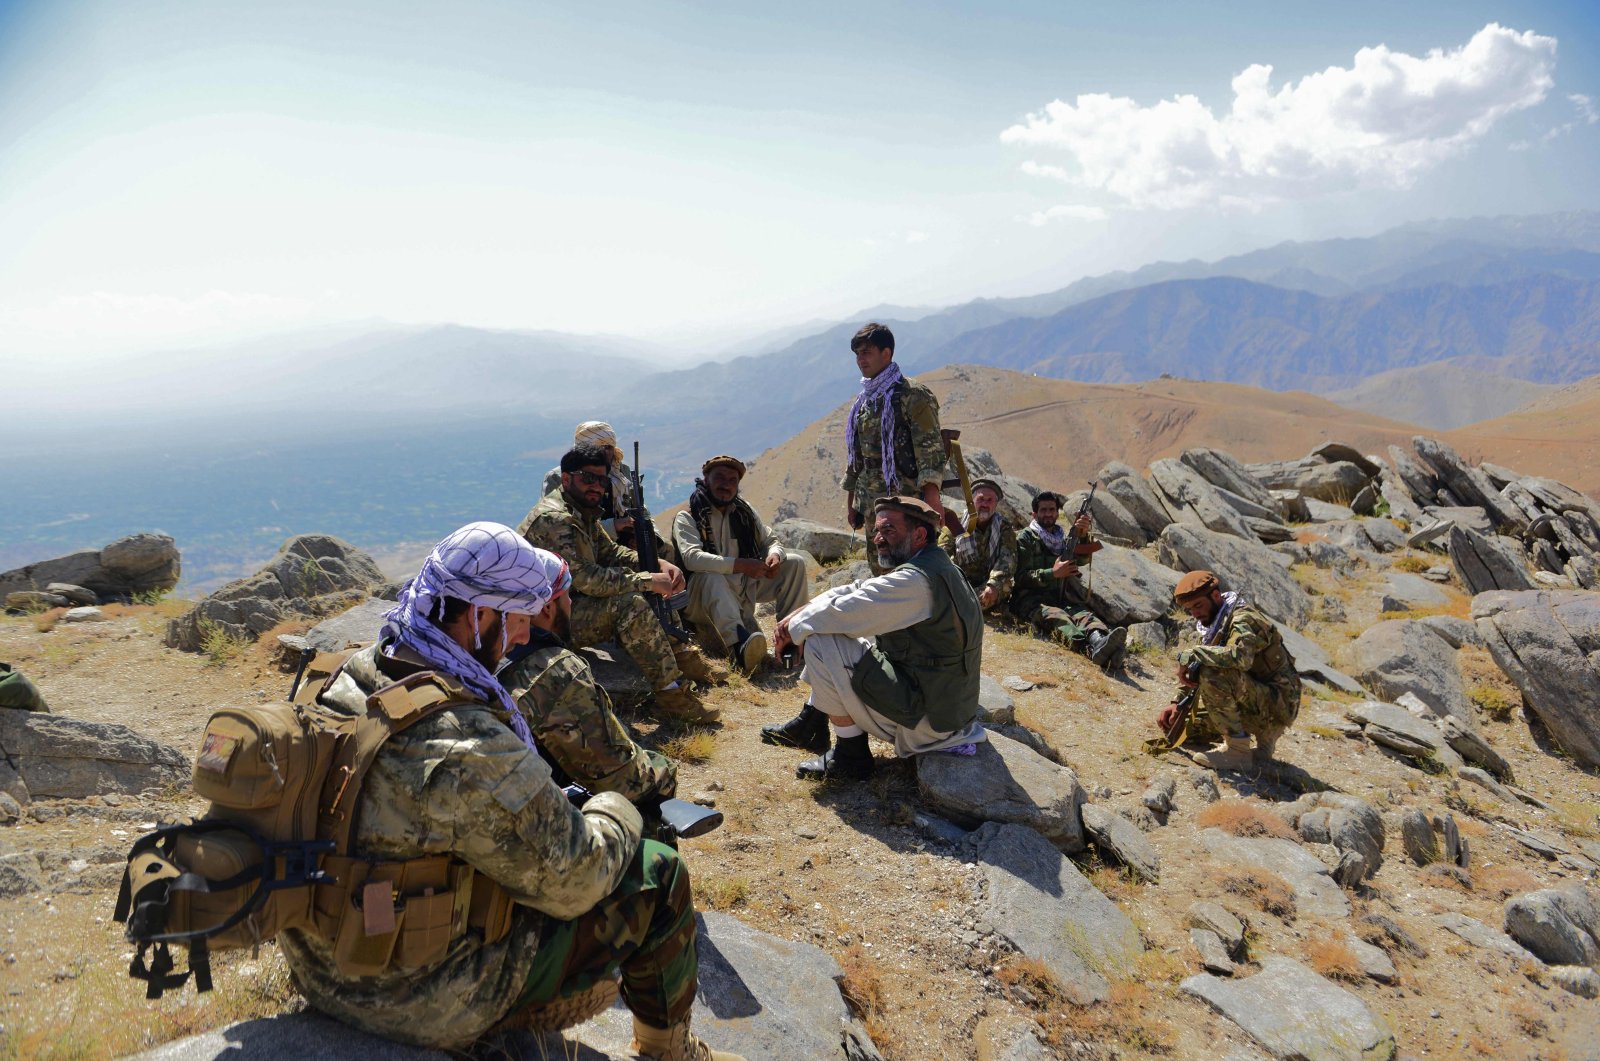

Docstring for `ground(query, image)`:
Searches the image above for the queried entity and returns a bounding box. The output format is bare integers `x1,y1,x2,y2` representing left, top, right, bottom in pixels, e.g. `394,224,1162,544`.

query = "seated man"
672,454,809,676
1159,570,1300,770
1011,490,1127,669
279,523,741,1060
541,421,640,546
500,557,678,813
939,476,1016,615
762,496,986,781
520,445,718,724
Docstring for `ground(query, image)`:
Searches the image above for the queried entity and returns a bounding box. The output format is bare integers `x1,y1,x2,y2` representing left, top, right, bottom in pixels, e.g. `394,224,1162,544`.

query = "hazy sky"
2,0,1598,360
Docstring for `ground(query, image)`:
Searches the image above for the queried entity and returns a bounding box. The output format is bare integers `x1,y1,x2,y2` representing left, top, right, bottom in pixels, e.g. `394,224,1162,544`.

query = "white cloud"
905,230,930,244
1002,23,1557,210
1572,93,1599,124
1024,204,1109,226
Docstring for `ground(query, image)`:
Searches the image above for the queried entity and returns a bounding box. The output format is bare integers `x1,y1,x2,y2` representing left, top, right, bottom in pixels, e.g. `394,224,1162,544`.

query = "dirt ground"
4,551,1600,1059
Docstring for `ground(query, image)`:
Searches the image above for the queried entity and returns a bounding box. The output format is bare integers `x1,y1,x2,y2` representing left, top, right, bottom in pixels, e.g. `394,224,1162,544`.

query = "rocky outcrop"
1413,436,1527,534
1504,888,1600,968
1082,545,1181,625
0,711,189,801
770,518,857,563
1350,620,1478,736
917,734,1086,853
1474,590,1600,768
1096,462,1174,542
1148,458,1255,540
1182,957,1396,1061
0,533,180,604
1449,526,1534,596
1157,524,1312,628
165,535,387,652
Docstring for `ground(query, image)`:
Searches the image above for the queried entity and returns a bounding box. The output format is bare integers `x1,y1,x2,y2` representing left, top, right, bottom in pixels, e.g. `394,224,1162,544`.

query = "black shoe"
761,703,831,754
1089,627,1126,669
796,733,874,781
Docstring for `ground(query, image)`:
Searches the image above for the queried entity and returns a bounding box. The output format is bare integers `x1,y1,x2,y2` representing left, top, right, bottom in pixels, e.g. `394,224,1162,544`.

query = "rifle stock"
561,783,723,840
941,429,977,536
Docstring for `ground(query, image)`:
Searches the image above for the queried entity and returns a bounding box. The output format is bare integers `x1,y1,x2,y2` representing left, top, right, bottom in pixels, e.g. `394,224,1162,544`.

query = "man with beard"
940,477,1016,615
277,523,741,1060
1012,490,1128,670
1159,570,1300,770
762,496,985,782
500,556,678,812
520,445,719,724
840,323,947,574
671,454,809,676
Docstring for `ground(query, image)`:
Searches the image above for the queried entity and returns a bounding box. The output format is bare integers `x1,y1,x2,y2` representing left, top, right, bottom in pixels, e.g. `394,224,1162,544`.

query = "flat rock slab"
1084,544,1182,625
1276,623,1366,695
1380,573,1449,611
1344,700,1462,770
1081,803,1161,882
1474,589,1600,770
978,674,1016,725
1157,524,1312,629
772,518,856,564
0,711,189,800
1200,829,1351,919
1182,956,1396,1061
918,732,1087,853
1350,619,1478,736
1434,912,1538,962
970,822,1142,1005
306,597,396,651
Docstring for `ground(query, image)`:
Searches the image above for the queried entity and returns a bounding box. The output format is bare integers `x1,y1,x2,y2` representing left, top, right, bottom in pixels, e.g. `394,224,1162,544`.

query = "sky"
2,0,1598,363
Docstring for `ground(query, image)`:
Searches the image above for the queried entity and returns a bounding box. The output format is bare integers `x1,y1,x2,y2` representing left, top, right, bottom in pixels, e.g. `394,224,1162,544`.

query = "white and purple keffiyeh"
845,361,906,489
1196,590,1240,644
381,522,569,751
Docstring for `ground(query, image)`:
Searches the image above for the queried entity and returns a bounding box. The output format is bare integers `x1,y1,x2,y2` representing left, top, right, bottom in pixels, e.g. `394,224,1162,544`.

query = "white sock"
833,724,863,738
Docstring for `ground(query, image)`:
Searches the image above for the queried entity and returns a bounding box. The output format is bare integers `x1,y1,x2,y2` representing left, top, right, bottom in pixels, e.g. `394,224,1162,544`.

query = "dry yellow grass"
1195,800,1296,840
1217,868,1297,920
660,728,718,763
1305,934,1363,981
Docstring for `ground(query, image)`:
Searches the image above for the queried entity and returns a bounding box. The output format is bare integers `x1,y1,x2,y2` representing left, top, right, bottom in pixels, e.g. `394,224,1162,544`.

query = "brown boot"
630,1016,745,1061
652,684,721,724
1254,734,1278,763
1193,734,1255,771
673,645,724,687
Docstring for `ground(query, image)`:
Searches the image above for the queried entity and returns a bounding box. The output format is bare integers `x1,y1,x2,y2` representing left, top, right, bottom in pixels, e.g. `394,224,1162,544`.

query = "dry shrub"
1195,800,1295,840
1476,864,1541,900
998,956,1176,1054
1509,999,1549,1039
660,728,717,763
1218,868,1297,920
695,873,749,911
1391,554,1433,573
1305,934,1363,981
1469,683,1519,723
1420,863,1474,892
32,607,67,633
836,940,891,1048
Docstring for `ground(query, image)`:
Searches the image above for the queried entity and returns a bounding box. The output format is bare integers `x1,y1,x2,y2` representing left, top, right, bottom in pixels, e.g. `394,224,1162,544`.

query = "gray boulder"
1187,901,1246,958
1304,499,1355,523
917,733,1086,853
1435,912,1538,962
1182,957,1396,1061
1425,506,1494,535
0,852,44,898
1388,444,1439,503
1418,615,1480,649
1180,448,1280,510
1287,792,1385,880
1149,459,1255,540
0,711,189,799
1504,888,1600,968
1449,526,1534,596
1413,436,1527,534
1310,443,1380,478
1082,545,1181,625
1474,590,1600,769
1246,455,1324,491
1344,701,1462,770
1157,524,1312,628
0,533,181,603
1437,714,1512,780
1080,803,1161,882
1350,620,1478,735
771,518,857,564
1379,572,1449,612
971,822,1142,1005
1200,829,1350,918
1274,624,1364,695
976,675,1015,725
305,598,397,652
1066,486,1147,547
1294,461,1371,504
1096,462,1175,541
46,583,98,606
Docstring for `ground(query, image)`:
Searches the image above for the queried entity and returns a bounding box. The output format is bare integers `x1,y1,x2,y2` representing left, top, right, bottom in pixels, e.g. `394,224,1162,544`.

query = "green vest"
850,545,982,733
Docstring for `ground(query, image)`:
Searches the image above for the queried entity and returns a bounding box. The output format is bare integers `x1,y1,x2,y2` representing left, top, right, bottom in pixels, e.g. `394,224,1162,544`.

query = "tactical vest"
849,381,922,491
851,545,982,733
115,658,515,998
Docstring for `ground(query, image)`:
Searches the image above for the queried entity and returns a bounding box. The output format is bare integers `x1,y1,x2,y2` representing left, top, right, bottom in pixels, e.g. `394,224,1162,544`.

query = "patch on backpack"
196,732,240,775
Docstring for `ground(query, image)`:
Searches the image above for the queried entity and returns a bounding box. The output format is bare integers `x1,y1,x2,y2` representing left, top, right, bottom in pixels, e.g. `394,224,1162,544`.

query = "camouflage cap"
970,477,1002,496
1174,570,1220,601
873,495,941,530
701,454,747,478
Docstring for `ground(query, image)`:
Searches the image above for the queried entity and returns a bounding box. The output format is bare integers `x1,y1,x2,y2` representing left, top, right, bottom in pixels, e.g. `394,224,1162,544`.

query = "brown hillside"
1445,373,1600,500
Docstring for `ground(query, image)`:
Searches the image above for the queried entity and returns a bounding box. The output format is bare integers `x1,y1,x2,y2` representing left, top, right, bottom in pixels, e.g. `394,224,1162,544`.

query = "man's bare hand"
1157,702,1181,732
613,515,635,535
979,585,998,609
648,571,679,597
660,560,687,595
1073,513,1092,537
773,615,802,663
846,505,864,530
1177,662,1198,688
1051,557,1081,580
733,557,773,580
762,553,783,577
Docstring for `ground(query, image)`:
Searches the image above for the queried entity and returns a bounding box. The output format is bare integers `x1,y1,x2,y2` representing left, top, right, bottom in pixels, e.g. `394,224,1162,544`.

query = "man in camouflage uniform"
672,454,809,676
1012,490,1128,669
279,523,740,1060
520,445,719,724
840,322,947,573
1159,570,1300,770
939,477,1016,615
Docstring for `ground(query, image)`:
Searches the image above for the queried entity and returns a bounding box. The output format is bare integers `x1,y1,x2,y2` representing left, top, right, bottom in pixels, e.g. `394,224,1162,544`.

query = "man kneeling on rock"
762,496,986,781
1160,570,1300,770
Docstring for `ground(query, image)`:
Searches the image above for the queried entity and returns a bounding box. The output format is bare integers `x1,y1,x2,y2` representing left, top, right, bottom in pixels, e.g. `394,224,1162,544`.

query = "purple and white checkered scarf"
845,361,905,489
381,522,568,751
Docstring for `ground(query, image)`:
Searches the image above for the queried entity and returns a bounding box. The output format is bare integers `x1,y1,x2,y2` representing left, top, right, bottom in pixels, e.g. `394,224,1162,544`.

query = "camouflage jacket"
277,642,642,1050
841,379,945,506
501,634,677,803
518,487,654,598
1182,601,1298,687
1011,524,1094,615
938,515,1017,604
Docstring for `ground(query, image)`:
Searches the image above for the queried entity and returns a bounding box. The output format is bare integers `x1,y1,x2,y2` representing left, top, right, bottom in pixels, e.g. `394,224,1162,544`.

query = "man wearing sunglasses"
520,445,718,723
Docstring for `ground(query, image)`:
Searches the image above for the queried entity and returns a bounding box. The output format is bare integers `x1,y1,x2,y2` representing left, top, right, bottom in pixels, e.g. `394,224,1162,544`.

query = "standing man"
841,322,947,574
278,523,741,1060
940,477,1016,615
1160,571,1300,770
763,496,986,781
520,445,719,724
672,454,810,677
1012,491,1127,670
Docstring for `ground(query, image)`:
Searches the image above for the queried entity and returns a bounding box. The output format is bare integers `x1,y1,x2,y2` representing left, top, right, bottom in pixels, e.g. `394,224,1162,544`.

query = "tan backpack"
115,655,514,997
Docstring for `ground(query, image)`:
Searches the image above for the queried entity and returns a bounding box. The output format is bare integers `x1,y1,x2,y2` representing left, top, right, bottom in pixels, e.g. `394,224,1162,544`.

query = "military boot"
673,645,723,687
732,627,768,678
1254,734,1278,763
1193,734,1255,771
631,1016,746,1061
796,732,874,781
1088,626,1127,670
760,703,830,754
652,685,721,724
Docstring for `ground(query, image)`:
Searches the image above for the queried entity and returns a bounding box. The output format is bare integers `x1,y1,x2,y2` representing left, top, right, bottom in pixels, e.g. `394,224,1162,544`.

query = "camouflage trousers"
572,593,680,690
513,839,698,1030
1194,667,1301,745
1021,602,1109,650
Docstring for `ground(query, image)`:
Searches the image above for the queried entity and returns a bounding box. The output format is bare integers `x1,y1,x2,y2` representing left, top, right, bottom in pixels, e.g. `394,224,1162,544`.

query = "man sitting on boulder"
1159,570,1300,770
1011,491,1127,670
762,496,986,781
939,477,1016,617
671,454,809,677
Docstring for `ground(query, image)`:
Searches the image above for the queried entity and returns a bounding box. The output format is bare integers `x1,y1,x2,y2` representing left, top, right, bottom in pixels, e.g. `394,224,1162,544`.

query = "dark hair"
430,595,473,627
561,445,613,474
850,322,895,354
1032,491,1063,513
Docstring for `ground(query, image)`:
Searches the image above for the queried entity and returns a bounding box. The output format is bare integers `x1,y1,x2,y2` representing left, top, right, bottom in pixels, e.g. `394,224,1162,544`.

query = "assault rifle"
631,442,691,643
561,783,724,841
1064,480,1099,559
1147,658,1202,754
